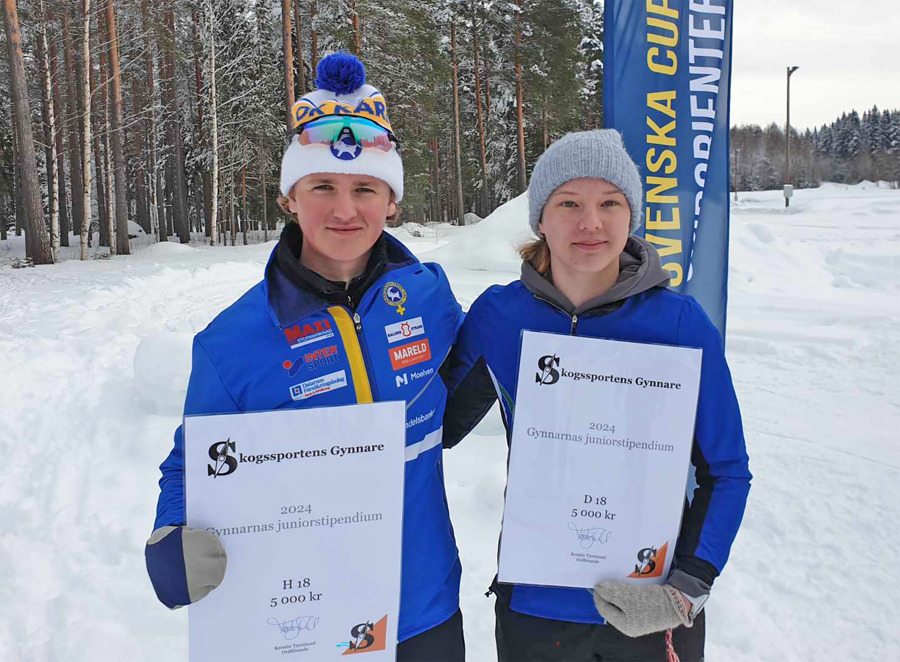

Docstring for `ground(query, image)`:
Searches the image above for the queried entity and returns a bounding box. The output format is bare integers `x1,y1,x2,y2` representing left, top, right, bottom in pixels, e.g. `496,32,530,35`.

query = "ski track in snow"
1,183,898,661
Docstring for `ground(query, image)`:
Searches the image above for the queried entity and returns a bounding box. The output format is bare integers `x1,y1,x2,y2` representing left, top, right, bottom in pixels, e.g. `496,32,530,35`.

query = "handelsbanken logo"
535,354,560,385
208,439,238,477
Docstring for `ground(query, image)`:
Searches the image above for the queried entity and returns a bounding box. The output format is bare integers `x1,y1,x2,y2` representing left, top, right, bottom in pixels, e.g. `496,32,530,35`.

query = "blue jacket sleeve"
441,295,499,448
153,337,241,530
673,297,752,587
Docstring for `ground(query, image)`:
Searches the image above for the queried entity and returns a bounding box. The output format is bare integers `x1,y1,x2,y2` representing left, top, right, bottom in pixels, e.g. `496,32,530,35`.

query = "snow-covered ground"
1,182,898,661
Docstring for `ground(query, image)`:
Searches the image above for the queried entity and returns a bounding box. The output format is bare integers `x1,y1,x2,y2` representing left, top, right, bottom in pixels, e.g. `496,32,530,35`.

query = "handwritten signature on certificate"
568,522,612,549
267,615,320,640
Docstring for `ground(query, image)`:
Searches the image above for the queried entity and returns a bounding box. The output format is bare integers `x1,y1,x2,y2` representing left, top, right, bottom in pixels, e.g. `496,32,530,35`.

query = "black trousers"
495,592,704,662
397,609,466,662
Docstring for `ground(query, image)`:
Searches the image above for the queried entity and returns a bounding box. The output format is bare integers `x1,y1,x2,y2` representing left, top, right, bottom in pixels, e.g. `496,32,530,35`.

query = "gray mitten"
592,581,691,638
145,526,227,609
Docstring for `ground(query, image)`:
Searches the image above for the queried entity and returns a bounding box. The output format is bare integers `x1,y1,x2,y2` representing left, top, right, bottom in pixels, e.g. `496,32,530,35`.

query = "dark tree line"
731,106,900,193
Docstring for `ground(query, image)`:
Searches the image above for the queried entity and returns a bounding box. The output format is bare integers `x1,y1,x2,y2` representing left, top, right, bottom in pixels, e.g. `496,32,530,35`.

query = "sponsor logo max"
384,316,425,344
284,319,335,349
290,370,348,401
389,339,431,371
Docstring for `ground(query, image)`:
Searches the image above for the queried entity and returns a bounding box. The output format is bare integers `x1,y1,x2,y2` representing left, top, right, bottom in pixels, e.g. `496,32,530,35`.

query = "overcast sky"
729,0,900,131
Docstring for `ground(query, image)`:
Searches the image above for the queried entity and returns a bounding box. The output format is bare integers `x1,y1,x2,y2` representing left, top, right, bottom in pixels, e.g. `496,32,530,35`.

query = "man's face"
287,173,396,266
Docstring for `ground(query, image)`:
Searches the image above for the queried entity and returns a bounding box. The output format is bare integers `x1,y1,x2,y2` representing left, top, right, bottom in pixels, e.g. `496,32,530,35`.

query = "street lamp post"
785,65,799,207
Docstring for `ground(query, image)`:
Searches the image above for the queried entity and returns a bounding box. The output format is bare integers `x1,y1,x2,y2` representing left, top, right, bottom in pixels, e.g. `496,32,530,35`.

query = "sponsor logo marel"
384,317,425,344
389,338,431,371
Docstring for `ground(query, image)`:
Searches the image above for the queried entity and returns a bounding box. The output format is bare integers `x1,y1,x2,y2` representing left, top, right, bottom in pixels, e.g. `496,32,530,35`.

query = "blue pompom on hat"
314,53,366,94
527,129,643,235
280,53,404,201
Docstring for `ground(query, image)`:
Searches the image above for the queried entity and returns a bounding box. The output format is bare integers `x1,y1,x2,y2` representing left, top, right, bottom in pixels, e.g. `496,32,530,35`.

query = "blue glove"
145,526,227,609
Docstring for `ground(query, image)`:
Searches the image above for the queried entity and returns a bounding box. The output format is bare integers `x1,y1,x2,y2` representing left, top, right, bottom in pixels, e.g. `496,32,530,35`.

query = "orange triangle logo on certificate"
627,542,669,579
342,615,388,655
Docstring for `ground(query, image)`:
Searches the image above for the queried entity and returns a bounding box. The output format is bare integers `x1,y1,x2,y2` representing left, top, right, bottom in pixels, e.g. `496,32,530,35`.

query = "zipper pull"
353,311,363,333
571,314,578,335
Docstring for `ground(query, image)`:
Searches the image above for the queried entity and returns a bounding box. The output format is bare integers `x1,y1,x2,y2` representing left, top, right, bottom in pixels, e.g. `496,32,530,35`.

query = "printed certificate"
184,402,405,661
498,331,702,589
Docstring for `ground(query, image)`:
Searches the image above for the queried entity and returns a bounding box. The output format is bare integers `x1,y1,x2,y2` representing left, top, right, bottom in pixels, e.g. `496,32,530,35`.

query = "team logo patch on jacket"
382,282,407,315
389,339,431,370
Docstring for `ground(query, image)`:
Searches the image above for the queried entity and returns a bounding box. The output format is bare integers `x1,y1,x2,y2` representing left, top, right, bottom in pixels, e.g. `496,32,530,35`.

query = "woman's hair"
518,235,552,275
276,193,400,223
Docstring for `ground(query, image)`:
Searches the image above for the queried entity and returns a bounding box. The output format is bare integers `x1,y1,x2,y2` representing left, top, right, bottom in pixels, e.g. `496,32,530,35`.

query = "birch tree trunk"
471,0,489,214
131,72,149,233
47,11,71,246
40,1,61,261
206,0,218,246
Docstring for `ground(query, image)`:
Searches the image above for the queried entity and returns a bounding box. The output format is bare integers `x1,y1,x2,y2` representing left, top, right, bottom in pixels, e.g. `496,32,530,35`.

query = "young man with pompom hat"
145,53,467,660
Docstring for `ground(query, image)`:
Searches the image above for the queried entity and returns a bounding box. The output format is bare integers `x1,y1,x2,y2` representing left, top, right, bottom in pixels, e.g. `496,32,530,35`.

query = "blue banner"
604,0,733,337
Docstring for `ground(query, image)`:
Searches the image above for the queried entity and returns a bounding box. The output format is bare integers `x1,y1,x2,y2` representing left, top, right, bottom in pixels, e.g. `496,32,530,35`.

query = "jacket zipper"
533,295,579,336
351,307,380,402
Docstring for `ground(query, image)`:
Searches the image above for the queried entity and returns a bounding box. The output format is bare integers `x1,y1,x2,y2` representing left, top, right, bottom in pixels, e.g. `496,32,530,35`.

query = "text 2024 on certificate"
184,402,405,661
498,331,702,589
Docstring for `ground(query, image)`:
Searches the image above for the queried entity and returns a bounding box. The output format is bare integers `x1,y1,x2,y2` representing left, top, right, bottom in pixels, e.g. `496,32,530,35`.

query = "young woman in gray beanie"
442,129,751,661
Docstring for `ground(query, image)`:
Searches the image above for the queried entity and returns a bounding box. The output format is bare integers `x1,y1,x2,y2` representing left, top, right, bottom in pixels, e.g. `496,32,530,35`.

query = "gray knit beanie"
528,129,643,235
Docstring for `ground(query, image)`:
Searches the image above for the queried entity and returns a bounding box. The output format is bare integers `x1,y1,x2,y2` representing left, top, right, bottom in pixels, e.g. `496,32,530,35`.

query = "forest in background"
2,0,897,265
0,0,603,264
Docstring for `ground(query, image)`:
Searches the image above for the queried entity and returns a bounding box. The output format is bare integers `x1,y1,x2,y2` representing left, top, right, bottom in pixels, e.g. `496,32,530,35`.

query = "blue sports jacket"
442,237,752,624
154,228,464,642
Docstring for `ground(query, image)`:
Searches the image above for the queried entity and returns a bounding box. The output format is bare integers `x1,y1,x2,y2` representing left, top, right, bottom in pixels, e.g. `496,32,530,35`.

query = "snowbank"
427,192,532,275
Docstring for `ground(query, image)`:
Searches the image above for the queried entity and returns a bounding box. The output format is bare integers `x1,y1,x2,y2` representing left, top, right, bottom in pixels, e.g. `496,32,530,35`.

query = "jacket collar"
264,223,418,327
520,235,671,316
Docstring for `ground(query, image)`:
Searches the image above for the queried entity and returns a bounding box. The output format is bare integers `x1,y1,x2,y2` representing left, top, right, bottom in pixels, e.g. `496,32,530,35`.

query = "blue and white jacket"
442,236,752,624
154,224,464,642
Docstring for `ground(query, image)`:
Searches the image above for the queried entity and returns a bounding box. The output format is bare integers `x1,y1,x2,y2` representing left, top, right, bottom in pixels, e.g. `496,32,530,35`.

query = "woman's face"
287,173,395,266
538,177,632,278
